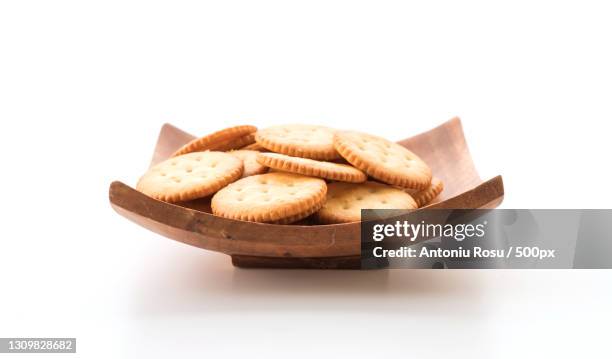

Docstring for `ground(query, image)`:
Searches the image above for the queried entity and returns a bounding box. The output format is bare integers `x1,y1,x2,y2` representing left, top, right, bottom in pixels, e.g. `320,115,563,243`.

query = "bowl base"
231,255,360,269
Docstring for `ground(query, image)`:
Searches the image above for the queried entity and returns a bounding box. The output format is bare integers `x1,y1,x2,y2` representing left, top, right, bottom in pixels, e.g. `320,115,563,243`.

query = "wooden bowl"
109,117,504,269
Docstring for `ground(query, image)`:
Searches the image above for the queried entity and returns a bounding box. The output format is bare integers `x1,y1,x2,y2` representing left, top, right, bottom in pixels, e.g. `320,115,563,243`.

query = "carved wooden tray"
109,117,504,269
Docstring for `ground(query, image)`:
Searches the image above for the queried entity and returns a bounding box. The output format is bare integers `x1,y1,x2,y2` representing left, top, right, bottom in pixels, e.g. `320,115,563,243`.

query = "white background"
1,0,611,358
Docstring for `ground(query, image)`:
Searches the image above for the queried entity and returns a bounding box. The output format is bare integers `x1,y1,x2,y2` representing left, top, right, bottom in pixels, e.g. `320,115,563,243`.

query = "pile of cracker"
136,125,443,224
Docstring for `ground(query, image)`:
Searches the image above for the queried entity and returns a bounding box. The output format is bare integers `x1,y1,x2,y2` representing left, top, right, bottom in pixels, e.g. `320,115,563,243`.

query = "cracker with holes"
255,124,339,160
172,125,257,157
406,177,444,207
211,172,327,224
136,152,243,202
334,131,432,190
316,181,417,224
229,150,268,177
256,152,367,183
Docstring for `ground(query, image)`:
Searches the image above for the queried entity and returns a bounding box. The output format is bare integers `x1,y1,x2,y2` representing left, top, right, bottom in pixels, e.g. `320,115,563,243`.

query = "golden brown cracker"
406,177,444,207
137,151,243,202
230,150,269,177
334,131,432,190
255,124,339,160
256,152,366,183
316,181,417,224
211,172,327,224
172,125,257,157
241,141,266,151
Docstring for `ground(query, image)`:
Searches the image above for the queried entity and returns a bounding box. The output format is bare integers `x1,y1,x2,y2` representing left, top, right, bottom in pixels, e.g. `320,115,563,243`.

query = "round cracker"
241,141,266,151
213,133,256,152
256,152,366,183
211,172,327,224
316,181,417,224
230,150,269,177
172,125,257,157
406,177,444,207
334,131,432,190
255,124,339,160
136,151,243,202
